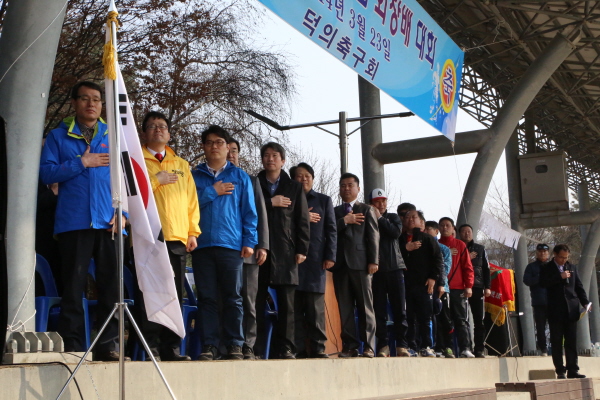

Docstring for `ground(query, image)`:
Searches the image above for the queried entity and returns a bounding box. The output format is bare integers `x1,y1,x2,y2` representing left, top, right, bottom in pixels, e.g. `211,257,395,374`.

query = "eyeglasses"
147,124,168,131
204,139,227,148
76,96,102,104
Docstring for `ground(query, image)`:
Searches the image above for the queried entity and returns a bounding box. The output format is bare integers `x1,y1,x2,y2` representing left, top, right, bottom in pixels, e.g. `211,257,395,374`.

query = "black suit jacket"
377,211,404,272
332,201,379,272
540,259,589,322
258,170,310,285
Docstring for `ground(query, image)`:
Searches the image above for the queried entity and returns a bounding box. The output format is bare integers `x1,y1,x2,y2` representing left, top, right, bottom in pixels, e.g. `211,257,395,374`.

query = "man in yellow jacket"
138,111,200,361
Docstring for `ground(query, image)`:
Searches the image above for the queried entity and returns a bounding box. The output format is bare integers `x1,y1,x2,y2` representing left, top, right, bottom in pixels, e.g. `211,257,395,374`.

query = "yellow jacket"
144,145,201,244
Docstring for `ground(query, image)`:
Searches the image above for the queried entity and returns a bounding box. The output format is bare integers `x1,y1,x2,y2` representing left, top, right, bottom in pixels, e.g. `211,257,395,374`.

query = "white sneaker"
460,349,475,358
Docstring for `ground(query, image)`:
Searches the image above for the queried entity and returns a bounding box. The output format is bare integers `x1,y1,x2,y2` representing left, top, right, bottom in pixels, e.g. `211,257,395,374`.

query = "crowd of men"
37,81,590,376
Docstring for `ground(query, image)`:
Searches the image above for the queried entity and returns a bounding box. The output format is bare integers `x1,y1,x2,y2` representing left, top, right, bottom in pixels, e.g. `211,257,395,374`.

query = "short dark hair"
290,162,315,180
397,202,416,216
142,111,171,132
229,138,241,151
458,224,473,234
425,221,439,230
553,244,570,254
202,125,231,144
339,172,360,186
417,210,425,222
260,142,286,160
71,81,102,100
439,217,456,231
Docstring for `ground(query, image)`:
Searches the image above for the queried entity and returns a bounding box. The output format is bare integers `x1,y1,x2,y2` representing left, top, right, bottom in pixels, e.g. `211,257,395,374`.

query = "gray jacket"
244,175,269,264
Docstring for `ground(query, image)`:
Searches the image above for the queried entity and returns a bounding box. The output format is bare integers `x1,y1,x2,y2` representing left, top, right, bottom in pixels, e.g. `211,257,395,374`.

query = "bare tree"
39,0,295,163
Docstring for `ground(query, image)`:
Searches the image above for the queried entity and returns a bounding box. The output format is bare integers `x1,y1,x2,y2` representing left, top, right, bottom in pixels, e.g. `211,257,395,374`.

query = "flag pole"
106,3,126,398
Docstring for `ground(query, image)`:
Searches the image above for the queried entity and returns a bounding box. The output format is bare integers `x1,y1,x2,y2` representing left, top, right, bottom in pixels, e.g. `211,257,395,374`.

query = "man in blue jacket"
523,243,550,355
192,125,258,361
290,163,336,358
39,81,126,361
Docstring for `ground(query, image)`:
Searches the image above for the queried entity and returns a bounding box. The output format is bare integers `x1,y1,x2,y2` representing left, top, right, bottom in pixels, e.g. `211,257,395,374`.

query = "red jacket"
439,236,474,290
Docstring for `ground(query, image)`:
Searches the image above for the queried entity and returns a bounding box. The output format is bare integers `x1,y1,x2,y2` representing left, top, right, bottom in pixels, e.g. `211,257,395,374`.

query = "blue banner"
258,0,464,140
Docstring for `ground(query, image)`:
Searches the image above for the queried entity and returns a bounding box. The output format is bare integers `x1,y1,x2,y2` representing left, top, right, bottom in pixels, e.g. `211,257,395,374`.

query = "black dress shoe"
556,373,567,379
295,351,309,359
567,372,586,379
312,351,330,359
161,353,191,362
95,350,131,362
339,348,359,358
280,349,296,359
242,345,256,360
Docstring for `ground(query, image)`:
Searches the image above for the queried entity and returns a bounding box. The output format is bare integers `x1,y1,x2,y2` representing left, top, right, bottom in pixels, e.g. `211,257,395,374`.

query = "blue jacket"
298,189,336,293
192,162,257,251
40,117,125,235
523,259,547,307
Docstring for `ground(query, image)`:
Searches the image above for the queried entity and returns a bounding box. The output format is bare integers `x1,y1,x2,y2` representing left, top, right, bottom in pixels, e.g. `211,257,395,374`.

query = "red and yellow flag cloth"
484,263,516,326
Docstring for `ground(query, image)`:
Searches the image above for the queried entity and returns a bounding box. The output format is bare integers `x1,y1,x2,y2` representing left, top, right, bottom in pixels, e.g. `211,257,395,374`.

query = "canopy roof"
422,0,600,202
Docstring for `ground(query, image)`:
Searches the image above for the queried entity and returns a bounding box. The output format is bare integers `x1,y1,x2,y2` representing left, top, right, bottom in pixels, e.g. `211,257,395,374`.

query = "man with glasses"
138,111,200,361
523,243,551,356
40,81,126,361
192,125,258,361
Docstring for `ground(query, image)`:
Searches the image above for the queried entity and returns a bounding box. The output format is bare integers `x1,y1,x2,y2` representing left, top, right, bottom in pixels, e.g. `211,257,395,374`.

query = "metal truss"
419,0,600,202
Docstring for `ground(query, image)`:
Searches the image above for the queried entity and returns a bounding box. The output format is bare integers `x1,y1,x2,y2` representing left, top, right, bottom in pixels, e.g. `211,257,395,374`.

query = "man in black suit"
540,244,590,379
332,172,379,358
256,142,310,359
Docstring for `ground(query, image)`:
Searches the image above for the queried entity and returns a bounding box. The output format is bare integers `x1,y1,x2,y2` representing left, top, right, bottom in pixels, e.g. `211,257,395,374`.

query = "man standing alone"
540,244,589,379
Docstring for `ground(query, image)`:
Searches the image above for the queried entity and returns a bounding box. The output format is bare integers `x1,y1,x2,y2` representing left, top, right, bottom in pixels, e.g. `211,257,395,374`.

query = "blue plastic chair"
34,254,62,332
264,287,279,360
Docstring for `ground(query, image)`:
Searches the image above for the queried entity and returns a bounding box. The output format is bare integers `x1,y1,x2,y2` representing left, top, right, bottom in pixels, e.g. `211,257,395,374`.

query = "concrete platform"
0,356,599,400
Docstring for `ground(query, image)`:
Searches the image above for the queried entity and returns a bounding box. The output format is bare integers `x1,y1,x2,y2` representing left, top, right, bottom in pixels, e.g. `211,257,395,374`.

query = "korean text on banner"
257,0,464,140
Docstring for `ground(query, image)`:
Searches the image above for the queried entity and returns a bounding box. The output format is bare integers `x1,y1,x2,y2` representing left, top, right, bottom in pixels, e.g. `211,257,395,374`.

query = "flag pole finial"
103,3,119,80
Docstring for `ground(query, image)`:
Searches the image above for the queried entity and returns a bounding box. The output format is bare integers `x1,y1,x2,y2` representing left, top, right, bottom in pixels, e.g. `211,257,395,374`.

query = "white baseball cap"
370,188,387,201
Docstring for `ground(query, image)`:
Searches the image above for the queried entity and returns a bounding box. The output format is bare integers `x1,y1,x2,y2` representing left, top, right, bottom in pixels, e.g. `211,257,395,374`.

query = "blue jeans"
192,247,244,347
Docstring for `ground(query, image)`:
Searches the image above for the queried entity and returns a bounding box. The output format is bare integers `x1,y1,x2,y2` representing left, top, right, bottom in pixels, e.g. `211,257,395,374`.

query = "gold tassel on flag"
102,10,119,81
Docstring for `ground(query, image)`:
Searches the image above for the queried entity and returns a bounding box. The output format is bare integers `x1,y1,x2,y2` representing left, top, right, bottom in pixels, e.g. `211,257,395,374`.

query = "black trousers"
434,292,454,351
332,268,376,352
449,289,471,352
255,261,296,356
242,263,259,349
468,287,485,352
133,241,186,355
57,229,119,352
373,269,408,349
549,317,579,374
533,305,549,352
294,290,327,354
405,284,433,350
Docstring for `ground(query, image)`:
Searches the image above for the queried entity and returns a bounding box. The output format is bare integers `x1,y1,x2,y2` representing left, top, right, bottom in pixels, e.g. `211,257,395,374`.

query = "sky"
249,0,508,223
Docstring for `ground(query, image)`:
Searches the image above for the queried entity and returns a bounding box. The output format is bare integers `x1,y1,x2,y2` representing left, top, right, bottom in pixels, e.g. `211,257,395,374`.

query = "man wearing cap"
369,188,409,357
523,243,550,356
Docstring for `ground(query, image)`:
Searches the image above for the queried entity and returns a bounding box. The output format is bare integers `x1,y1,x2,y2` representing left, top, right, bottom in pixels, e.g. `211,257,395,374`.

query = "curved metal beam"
457,31,580,232
372,129,491,164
